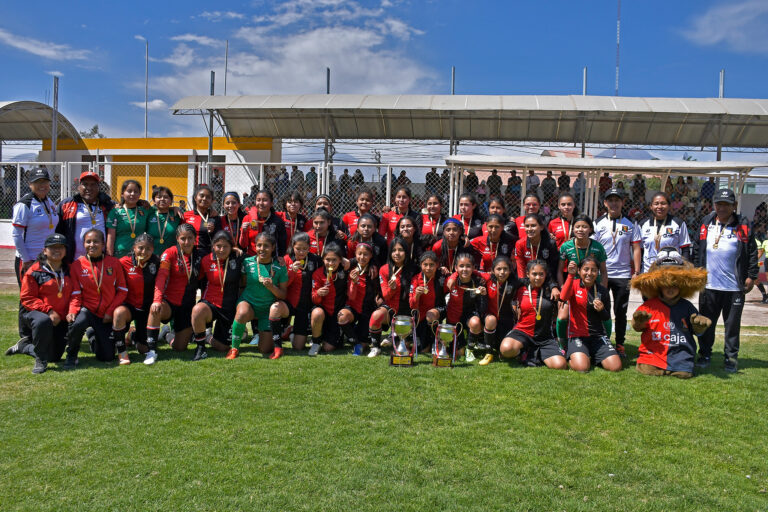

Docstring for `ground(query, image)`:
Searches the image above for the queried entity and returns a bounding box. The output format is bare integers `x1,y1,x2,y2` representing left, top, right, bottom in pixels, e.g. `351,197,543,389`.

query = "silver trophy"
433,323,462,367
390,315,415,366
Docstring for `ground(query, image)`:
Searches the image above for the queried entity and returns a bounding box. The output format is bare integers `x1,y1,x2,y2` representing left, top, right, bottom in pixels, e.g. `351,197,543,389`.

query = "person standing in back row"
694,189,758,373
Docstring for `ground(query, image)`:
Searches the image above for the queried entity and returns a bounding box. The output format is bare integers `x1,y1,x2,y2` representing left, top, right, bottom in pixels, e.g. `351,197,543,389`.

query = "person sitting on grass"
309,242,349,356
229,232,288,360
630,248,711,379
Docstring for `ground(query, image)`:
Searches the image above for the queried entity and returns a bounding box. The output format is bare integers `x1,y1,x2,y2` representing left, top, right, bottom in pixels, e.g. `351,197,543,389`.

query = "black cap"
603,187,624,200
44,233,66,247
28,168,50,183
714,188,736,204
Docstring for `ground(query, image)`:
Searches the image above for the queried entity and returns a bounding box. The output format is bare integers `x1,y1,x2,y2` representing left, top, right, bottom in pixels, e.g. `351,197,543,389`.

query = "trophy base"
390,354,414,367
432,355,453,367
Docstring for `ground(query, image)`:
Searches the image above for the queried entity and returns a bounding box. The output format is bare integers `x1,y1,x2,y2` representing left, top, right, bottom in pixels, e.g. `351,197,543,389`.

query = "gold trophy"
390,315,416,367
432,323,462,367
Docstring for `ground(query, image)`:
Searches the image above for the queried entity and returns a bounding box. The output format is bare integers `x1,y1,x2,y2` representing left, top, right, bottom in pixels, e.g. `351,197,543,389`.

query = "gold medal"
159,238,164,244
713,243,718,249
131,233,136,238
536,314,541,320
57,292,63,298
49,223,54,229
91,219,96,225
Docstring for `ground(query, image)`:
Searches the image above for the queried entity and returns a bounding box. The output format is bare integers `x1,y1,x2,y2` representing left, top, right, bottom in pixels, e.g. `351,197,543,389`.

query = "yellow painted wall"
110,155,190,203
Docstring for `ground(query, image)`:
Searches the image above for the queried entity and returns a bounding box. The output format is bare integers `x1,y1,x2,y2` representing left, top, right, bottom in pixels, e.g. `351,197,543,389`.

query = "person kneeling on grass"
560,255,621,373
229,232,287,360
309,243,349,356
630,248,711,379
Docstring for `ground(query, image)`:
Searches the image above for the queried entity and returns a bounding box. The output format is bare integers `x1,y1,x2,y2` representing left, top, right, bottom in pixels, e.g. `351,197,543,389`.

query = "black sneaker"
32,358,48,374
695,356,711,369
192,345,208,361
5,336,29,356
724,358,738,373
62,354,78,370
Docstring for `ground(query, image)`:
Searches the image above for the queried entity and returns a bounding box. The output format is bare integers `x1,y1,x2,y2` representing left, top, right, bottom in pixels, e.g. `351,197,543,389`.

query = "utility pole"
615,0,621,97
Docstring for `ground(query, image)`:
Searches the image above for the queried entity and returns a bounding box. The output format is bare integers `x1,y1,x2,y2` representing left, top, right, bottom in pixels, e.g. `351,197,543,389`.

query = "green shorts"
238,299,272,331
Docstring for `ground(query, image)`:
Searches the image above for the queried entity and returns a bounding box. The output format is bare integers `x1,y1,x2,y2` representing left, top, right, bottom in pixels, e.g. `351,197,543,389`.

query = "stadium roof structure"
0,101,80,141
171,94,768,148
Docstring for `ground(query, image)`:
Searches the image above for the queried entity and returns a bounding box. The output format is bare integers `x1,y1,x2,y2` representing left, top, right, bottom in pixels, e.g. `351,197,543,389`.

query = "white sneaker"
380,337,392,348
465,349,475,362
308,343,321,356
368,347,381,358
144,350,157,365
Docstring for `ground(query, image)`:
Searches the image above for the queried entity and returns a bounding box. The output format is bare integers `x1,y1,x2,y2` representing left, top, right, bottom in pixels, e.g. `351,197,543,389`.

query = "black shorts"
506,329,563,363
312,306,342,347
342,306,375,343
124,304,149,345
200,300,235,343
567,335,617,365
288,303,311,337
166,300,193,332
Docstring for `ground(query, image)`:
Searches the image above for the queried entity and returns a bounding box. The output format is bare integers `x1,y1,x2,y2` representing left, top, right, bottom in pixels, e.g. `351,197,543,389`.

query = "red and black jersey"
470,231,516,271
346,258,381,314
380,208,421,243
446,271,488,324
420,213,446,241
183,210,221,254
308,229,346,258
514,284,556,340
560,274,611,338
70,254,127,318
119,253,160,310
311,266,348,315
479,272,521,321
512,216,526,240
408,271,446,322
276,211,309,249
548,216,573,249
239,209,287,257
514,236,559,280
347,233,388,268
284,253,322,310
200,253,244,311
219,212,245,249
432,239,480,273
379,263,412,314
154,246,203,306
341,210,379,236
481,217,510,236
636,297,700,373
20,261,81,318
452,213,484,240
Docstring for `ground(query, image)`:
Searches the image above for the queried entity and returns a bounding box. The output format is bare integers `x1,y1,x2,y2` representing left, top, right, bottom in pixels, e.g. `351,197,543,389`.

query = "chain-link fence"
0,162,65,217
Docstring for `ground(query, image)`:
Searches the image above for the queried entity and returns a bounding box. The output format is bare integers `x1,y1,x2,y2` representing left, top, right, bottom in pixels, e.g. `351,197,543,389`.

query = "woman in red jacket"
183,184,221,255
309,243,348,355
66,229,128,367
379,187,421,243
18,233,81,374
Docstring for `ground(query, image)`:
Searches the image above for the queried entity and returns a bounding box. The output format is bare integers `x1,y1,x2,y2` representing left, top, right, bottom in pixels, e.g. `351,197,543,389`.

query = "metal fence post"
145,163,150,201
385,165,392,206
15,163,20,201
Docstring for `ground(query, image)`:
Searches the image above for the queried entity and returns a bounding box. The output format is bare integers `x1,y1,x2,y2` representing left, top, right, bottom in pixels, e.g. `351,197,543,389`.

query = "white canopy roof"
172,94,768,148
0,101,80,141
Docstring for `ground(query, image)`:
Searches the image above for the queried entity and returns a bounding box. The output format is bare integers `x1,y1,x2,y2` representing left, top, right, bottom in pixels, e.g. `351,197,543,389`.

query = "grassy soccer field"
1,292,766,511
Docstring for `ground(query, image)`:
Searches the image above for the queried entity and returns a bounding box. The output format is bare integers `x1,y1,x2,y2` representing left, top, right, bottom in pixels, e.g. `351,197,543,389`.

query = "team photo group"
8,166,757,378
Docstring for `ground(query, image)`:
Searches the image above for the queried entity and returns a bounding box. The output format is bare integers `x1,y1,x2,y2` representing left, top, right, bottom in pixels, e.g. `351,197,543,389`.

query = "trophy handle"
411,309,420,326
430,321,439,336
455,322,464,337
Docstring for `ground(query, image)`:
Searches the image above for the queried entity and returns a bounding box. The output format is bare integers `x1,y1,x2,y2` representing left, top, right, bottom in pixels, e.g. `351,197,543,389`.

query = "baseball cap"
603,187,624,200
28,168,51,183
713,188,736,204
79,171,101,182
44,233,67,247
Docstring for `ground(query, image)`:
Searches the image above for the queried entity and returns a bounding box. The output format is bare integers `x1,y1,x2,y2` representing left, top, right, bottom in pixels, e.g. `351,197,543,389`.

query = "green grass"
1,292,767,511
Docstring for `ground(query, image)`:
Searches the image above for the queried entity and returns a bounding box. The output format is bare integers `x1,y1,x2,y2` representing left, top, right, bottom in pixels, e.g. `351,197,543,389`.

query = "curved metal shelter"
0,100,80,141
172,94,768,148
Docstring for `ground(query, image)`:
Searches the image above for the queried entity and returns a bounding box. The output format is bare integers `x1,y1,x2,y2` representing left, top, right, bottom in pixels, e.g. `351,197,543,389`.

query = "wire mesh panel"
0,162,64,218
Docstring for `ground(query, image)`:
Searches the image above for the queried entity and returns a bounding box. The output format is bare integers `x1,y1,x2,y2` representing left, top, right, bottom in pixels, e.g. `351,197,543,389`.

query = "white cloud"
134,34,146,42
46,70,64,77
130,99,168,111
149,43,196,67
199,11,244,22
0,28,90,60
170,34,224,47
683,1,768,54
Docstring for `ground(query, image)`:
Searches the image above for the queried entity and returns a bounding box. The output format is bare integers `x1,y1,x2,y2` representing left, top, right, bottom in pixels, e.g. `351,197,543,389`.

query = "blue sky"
1,0,768,161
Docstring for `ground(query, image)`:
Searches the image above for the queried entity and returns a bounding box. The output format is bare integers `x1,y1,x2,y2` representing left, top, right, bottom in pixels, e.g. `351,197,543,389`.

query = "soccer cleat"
192,345,208,361
62,354,78,370
118,352,131,365
269,347,283,360
143,350,157,365
248,334,260,346
695,356,711,369
478,353,493,366
225,348,239,360
380,337,392,348
308,343,321,357
352,343,363,356
368,347,381,358
615,345,627,359
32,358,48,374
281,325,293,341
724,358,738,373
5,337,29,356
465,349,476,362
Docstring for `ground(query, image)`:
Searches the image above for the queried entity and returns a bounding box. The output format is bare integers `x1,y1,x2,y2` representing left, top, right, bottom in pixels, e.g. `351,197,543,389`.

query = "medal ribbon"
528,285,543,321
87,255,105,294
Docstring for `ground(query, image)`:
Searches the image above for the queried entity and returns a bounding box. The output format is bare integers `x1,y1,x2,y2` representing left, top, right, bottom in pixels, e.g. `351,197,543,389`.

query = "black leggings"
68,309,115,362
22,309,69,362
607,277,631,345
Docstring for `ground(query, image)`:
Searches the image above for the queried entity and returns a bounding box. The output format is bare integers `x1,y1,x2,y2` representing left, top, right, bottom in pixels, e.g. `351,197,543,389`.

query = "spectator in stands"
352,168,365,190
558,170,570,192
487,169,502,197
598,172,612,197
306,167,318,197
507,170,522,202
541,170,557,204
425,167,439,195
631,174,646,206
664,178,674,198
439,168,450,198
525,169,539,194
686,177,697,200
291,166,305,195
464,169,478,192
695,188,758,373
573,172,586,208
178,199,188,212
674,176,688,200
700,176,716,201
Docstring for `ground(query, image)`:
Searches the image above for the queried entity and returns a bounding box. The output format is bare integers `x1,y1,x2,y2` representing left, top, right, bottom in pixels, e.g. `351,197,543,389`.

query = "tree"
79,124,106,139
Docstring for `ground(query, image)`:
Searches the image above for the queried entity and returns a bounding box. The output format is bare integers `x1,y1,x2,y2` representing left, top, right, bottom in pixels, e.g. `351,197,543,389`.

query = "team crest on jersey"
501,244,508,253
541,249,549,259
106,267,113,275
666,227,674,235
230,259,237,270
149,263,157,274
